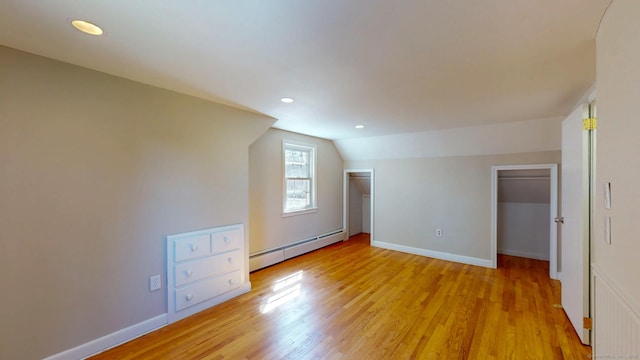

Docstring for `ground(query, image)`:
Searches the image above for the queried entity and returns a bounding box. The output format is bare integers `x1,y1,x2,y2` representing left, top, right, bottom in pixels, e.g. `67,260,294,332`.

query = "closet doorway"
343,169,374,244
490,164,558,279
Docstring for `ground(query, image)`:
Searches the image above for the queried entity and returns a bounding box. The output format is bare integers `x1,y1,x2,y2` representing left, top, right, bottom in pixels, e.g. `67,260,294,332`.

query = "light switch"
604,216,612,245
604,182,612,209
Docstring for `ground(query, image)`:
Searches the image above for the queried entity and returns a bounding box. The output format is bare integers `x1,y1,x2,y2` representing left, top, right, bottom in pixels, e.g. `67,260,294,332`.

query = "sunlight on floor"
260,270,304,314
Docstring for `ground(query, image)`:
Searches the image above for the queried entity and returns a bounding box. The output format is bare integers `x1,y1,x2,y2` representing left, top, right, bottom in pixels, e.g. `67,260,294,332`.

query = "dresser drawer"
175,277,218,312
211,229,241,254
174,250,242,287
174,270,242,312
174,234,211,262
216,269,242,296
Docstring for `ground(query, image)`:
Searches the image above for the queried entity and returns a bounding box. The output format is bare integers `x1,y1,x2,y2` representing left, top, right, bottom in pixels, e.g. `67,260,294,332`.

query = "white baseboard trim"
498,248,549,261
372,241,492,268
44,314,168,360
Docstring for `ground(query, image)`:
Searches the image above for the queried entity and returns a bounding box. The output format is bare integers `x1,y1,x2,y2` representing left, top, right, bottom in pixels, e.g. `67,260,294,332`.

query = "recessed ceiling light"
280,97,294,103
71,20,103,36
355,125,365,129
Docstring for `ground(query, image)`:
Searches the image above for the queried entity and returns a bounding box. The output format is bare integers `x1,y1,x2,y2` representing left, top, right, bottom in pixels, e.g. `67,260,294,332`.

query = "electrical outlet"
149,275,162,291
436,228,443,237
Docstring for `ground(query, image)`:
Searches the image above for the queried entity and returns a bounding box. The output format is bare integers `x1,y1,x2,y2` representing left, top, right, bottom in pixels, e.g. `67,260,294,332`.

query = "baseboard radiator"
593,267,640,357
249,230,345,272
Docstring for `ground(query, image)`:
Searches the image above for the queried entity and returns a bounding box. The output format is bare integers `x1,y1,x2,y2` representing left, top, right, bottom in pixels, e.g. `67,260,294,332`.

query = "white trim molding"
44,314,167,360
372,241,492,268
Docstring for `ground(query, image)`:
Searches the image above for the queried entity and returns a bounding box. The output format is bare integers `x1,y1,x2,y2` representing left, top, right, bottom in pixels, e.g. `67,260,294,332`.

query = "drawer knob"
228,279,234,285
186,293,194,301
185,269,193,277
224,236,230,243
190,244,198,252
227,257,232,263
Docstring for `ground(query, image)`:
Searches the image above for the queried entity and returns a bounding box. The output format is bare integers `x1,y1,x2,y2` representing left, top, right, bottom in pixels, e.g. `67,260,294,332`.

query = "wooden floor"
92,234,591,359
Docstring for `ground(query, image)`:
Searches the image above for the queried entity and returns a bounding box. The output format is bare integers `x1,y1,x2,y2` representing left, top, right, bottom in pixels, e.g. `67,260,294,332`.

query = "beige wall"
595,0,640,316
345,151,560,260
0,46,274,359
249,128,343,254
349,179,364,236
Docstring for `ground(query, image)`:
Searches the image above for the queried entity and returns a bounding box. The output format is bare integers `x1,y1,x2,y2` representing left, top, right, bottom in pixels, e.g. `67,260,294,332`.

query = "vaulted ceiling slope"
0,1,610,140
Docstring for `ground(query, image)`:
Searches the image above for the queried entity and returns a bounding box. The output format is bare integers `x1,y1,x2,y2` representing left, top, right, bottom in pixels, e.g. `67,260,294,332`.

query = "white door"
559,103,592,344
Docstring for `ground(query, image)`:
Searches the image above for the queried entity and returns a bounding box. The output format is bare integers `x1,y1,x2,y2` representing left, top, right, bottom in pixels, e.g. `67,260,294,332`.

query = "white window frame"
282,139,317,216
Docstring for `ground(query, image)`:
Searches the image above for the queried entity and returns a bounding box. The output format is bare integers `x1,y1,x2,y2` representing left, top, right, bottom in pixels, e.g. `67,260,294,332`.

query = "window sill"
282,208,318,218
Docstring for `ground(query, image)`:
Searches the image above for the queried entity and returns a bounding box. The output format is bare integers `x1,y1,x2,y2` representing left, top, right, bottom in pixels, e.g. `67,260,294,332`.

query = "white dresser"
167,223,250,323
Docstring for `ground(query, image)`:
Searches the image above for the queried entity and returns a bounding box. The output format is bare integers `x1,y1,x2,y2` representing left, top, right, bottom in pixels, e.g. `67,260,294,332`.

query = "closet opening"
343,169,374,244
491,164,558,279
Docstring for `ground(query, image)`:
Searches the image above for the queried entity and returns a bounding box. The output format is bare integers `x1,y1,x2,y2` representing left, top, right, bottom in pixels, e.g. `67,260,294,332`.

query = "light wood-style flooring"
91,233,591,359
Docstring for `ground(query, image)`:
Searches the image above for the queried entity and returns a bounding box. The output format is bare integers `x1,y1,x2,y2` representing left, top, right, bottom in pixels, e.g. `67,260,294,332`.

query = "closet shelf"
499,176,550,180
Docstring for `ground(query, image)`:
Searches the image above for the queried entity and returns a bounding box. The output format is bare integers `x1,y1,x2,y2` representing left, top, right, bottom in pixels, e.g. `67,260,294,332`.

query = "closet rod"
498,176,550,180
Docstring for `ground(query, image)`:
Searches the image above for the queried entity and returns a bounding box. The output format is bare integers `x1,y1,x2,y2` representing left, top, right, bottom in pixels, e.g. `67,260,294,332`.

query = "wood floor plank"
90,233,591,359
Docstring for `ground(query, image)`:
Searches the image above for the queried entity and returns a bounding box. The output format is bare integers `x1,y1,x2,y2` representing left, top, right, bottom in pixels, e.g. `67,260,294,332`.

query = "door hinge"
583,117,597,130
583,317,593,330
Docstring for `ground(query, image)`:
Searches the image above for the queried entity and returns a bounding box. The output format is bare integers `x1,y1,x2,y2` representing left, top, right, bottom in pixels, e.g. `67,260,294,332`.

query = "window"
283,140,317,215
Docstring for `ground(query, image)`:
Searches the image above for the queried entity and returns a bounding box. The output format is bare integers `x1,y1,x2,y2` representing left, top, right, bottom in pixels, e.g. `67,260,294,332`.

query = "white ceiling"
0,0,610,140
